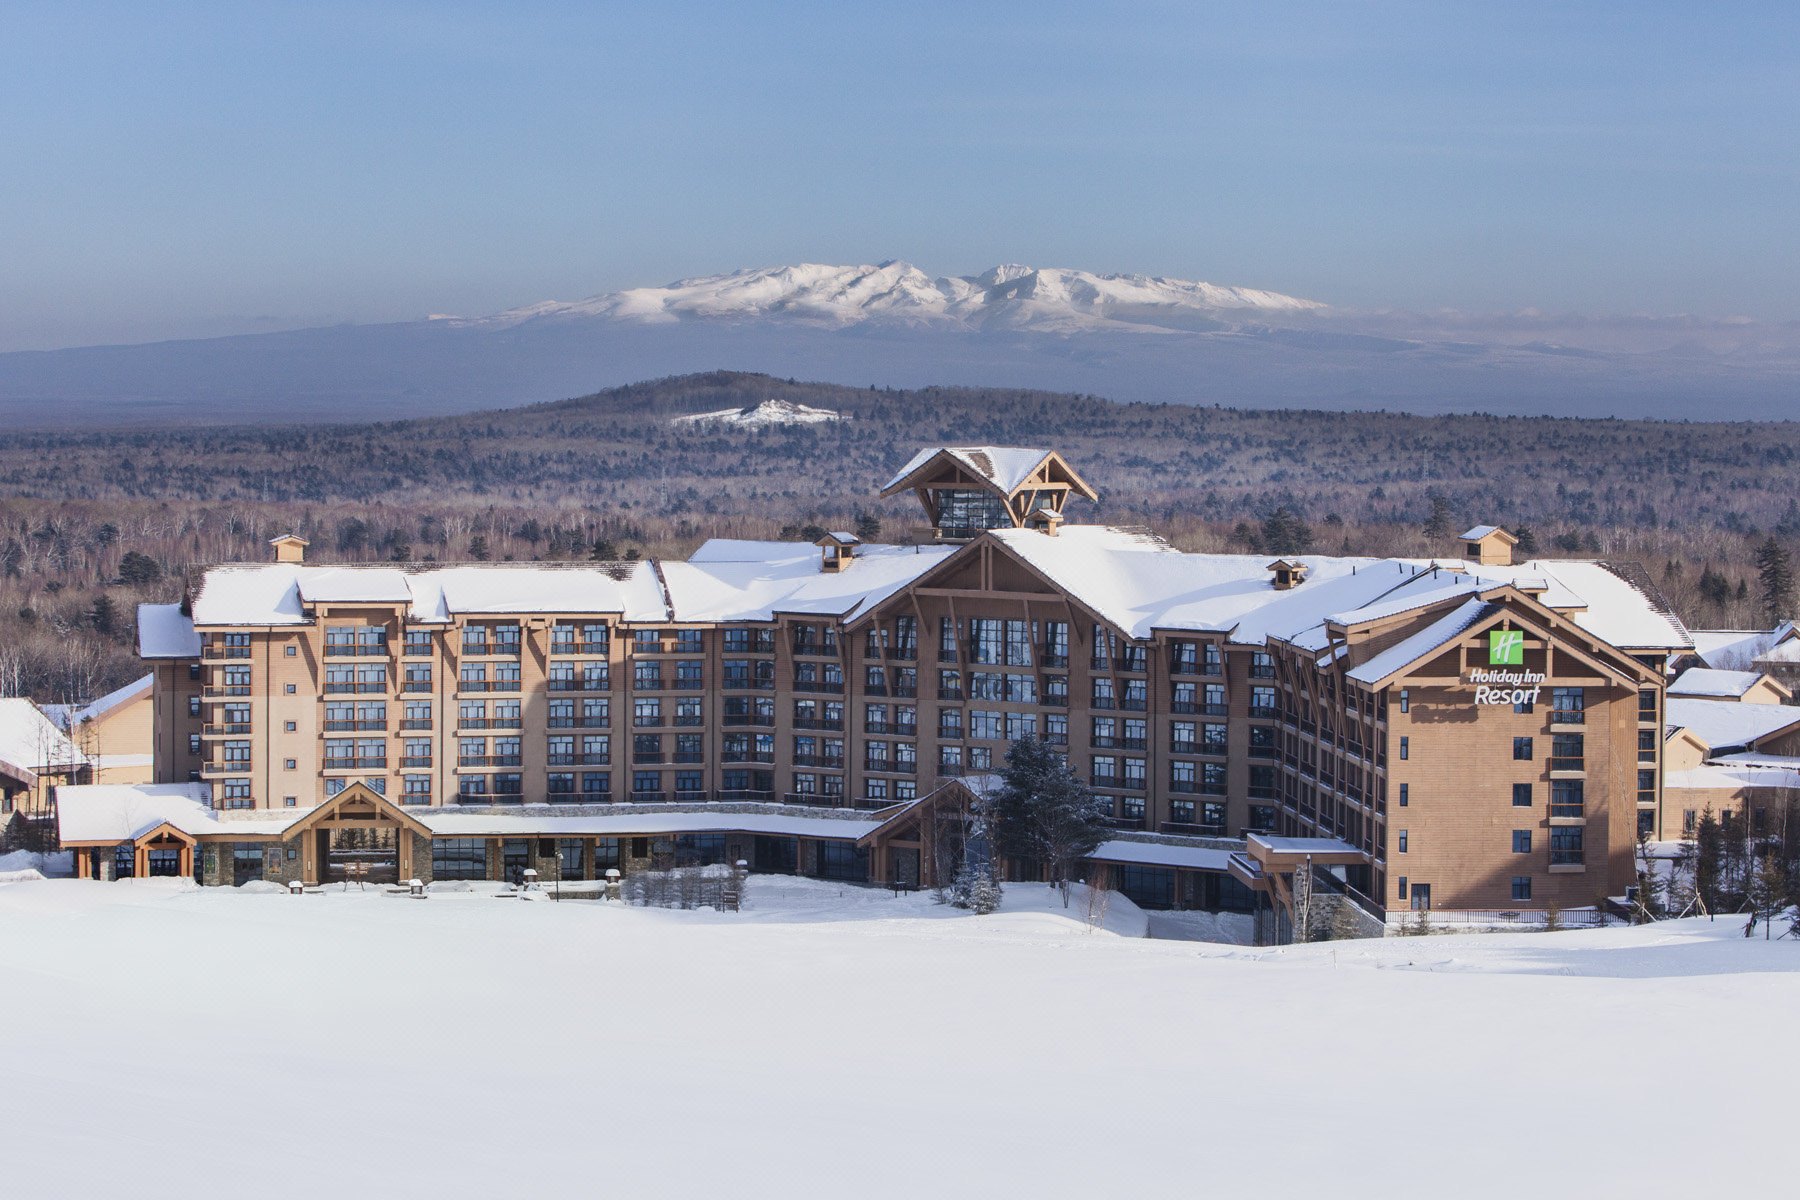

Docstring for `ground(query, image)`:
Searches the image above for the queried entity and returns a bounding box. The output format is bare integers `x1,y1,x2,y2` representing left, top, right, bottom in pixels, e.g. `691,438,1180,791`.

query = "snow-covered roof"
1346,598,1493,685
1688,623,1800,669
1090,839,1233,872
43,674,153,729
1664,764,1800,793
0,699,87,774
1459,525,1514,542
1665,697,1800,753
663,540,953,623
187,562,670,626
415,806,880,840
1668,668,1782,700
55,783,224,843
986,526,1689,652
137,603,201,657
883,446,1056,494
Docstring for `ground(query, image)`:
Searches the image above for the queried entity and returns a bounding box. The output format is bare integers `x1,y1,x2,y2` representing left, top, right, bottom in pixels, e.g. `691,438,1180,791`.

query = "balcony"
1549,803,1586,822
399,718,432,731
632,752,666,765
456,792,523,806
792,680,845,695
1159,821,1227,837
1549,709,1586,728
324,757,388,771
1548,757,1585,776
791,717,843,731
1039,650,1069,668
457,680,521,694
457,717,522,731
548,716,609,729
399,756,432,768
718,789,774,803
1549,849,1586,867
885,647,918,661
783,792,842,809
1248,706,1279,720
672,751,706,764
1090,736,1146,751
201,723,252,737
674,715,705,728
201,643,252,661
672,678,706,691
402,680,433,693
325,682,390,695
549,678,610,693
323,720,387,732
627,790,667,804
549,640,611,657
863,721,917,736
204,685,253,698
791,754,846,769
200,760,251,777
459,641,522,658
936,687,964,702
673,790,709,804
324,644,388,658
722,713,775,727
457,755,520,769
721,750,774,765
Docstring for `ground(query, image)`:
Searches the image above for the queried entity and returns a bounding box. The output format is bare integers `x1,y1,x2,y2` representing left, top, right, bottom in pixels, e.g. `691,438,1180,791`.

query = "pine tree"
1260,507,1312,556
853,511,882,542
468,535,491,561
88,593,119,637
968,866,1002,915
987,736,1108,907
1747,853,1786,940
1694,807,1722,915
1755,537,1795,624
1514,526,1540,556
1422,494,1453,541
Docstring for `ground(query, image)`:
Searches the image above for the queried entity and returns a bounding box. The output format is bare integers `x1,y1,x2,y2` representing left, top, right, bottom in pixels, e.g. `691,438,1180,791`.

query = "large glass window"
433,838,488,880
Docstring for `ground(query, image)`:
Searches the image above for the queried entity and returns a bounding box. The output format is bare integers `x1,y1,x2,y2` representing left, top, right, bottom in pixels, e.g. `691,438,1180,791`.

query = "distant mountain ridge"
465,261,1325,333
2,259,1797,429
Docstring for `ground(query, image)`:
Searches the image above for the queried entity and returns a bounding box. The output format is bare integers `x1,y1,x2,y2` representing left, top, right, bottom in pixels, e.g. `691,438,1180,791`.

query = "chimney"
270,533,309,564
1026,509,1064,537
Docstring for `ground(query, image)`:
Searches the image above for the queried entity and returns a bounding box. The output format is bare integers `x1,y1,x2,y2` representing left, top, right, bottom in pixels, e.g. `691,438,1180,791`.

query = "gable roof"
1669,668,1788,701
880,447,1098,502
1665,697,1800,754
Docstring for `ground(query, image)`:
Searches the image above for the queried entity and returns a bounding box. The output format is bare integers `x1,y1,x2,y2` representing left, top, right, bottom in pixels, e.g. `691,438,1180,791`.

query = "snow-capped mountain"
474,262,1325,334
672,398,844,427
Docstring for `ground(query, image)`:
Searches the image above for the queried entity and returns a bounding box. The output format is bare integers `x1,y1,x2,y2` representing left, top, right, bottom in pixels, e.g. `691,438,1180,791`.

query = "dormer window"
1267,559,1310,590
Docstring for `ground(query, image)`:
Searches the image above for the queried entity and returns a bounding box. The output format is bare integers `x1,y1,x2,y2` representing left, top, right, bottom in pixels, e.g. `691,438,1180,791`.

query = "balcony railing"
1550,849,1585,866
791,717,842,731
549,641,611,657
792,680,845,694
324,644,388,657
200,760,251,776
399,756,432,768
457,679,522,693
549,679,610,692
201,644,252,660
1159,821,1227,837
324,757,388,771
399,718,432,731
548,717,609,729
323,720,387,732
721,751,775,764
325,682,389,695
201,723,251,736
457,717,522,730
1550,709,1585,725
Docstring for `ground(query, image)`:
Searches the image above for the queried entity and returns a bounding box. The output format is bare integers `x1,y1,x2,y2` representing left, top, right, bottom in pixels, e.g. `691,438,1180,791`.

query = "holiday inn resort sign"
1466,629,1544,706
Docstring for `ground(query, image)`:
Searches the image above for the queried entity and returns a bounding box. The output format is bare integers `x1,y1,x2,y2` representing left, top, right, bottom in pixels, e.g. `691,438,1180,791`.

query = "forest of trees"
2,370,1798,703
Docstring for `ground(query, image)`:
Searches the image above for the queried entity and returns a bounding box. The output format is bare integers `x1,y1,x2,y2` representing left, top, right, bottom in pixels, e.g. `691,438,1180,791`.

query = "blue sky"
4,1,1797,350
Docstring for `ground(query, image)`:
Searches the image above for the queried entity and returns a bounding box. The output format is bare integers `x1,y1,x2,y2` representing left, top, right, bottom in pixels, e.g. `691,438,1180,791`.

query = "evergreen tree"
1747,853,1786,940
1694,807,1722,915
1755,536,1795,624
1422,494,1453,541
89,593,119,636
968,866,1002,915
1259,507,1312,556
590,537,619,561
468,535,491,561
853,511,882,542
987,736,1108,907
117,550,162,585
1513,526,1540,556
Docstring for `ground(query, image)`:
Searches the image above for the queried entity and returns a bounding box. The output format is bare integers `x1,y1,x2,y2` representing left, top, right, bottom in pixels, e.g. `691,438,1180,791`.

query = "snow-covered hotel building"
63,447,1691,934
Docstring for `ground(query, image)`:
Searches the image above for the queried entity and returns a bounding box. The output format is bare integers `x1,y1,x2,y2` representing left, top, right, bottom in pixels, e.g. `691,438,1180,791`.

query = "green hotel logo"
1489,629,1525,666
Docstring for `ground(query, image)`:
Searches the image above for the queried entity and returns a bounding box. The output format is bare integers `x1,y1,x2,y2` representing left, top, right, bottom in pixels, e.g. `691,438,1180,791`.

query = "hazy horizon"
6,2,1799,353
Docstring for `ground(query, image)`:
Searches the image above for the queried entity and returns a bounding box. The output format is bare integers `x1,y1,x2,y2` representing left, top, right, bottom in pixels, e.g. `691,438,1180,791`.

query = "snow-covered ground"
0,874,1793,1198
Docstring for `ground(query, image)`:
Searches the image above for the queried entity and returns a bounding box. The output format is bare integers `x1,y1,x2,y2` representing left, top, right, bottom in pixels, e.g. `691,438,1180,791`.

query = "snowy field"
0,874,1793,1198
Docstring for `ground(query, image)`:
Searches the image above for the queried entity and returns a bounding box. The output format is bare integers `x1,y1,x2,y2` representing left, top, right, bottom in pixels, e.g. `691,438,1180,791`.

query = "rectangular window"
1513,736,1533,761
1511,876,1532,901
1512,830,1532,854
1398,783,1408,808
1398,736,1409,761
1513,783,1533,807
1397,830,1409,853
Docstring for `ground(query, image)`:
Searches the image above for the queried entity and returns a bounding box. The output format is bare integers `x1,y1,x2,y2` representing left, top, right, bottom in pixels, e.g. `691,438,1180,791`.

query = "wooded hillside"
4,371,1796,701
